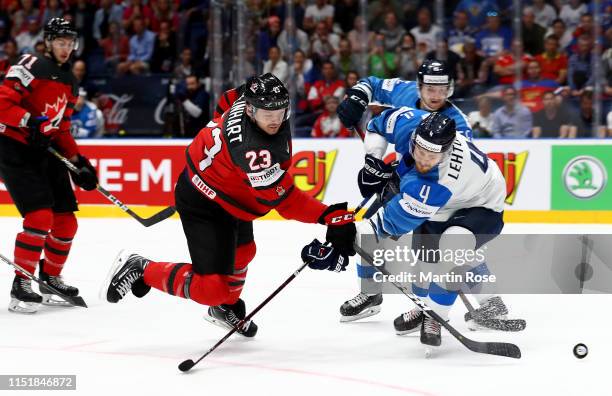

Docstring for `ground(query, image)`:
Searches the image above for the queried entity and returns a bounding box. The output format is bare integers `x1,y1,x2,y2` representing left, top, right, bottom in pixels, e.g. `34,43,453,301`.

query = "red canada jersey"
0,54,79,158
185,95,327,223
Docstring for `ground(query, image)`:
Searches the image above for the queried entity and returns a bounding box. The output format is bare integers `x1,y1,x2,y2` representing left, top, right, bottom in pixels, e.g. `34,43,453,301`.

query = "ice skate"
339,292,383,322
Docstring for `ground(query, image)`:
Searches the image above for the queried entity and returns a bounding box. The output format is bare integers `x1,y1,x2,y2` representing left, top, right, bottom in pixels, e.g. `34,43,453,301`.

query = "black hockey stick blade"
178,261,311,372
96,185,176,227
178,359,195,372
443,319,521,358
137,205,177,227
48,148,175,228
479,339,522,359
0,253,87,308
38,281,88,308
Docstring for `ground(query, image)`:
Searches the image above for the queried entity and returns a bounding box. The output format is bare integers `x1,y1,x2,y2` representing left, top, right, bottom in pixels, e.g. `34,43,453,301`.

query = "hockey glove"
318,202,356,256
26,116,52,149
71,155,98,191
337,88,368,129
363,172,400,220
357,154,396,198
301,239,348,272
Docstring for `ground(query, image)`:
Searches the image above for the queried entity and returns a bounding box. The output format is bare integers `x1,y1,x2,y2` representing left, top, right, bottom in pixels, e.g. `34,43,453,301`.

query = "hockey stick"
460,293,526,332
178,198,372,372
178,259,310,372
0,253,87,308
349,126,365,140
354,193,375,216
352,126,519,327
48,148,176,227
354,244,521,359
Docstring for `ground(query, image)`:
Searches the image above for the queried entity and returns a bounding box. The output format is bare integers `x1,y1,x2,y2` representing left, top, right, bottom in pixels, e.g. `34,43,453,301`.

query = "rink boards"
0,138,610,223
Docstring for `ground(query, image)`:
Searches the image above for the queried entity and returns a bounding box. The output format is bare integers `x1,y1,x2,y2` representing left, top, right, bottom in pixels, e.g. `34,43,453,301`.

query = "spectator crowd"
0,0,609,138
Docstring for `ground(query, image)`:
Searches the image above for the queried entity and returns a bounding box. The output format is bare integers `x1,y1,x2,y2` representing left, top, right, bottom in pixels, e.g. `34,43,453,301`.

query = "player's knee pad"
187,272,231,306
51,212,78,239
439,226,479,269
23,208,54,236
440,226,476,251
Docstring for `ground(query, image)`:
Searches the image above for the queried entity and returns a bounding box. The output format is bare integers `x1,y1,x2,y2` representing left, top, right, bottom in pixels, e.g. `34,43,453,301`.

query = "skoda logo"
563,156,607,199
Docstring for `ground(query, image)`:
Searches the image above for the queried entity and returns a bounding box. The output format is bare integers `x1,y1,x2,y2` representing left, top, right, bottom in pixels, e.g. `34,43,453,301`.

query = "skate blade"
41,294,76,307
203,313,251,338
424,345,440,359
340,305,381,322
99,249,132,303
8,298,40,314
395,327,421,336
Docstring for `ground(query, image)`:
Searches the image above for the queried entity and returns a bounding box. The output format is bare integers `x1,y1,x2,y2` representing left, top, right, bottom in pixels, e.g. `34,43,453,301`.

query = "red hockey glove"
318,202,356,256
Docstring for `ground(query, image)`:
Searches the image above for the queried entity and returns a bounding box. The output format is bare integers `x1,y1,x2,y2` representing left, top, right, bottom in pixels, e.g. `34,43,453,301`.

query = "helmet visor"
253,107,286,124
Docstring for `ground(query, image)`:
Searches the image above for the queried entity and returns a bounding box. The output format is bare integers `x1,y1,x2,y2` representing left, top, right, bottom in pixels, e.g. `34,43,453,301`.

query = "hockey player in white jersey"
335,109,516,347
337,59,473,140
337,59,521,332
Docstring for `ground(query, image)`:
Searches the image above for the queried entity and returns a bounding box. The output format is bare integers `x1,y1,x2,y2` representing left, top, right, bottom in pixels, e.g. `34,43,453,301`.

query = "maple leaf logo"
41,94,68,133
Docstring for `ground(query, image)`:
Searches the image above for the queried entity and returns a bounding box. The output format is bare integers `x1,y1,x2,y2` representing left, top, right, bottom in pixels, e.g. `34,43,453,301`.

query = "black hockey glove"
318,202,356,256
337,88,368,129
26,116,51,149
357,154,396,199
301,239,348,272
362,172,400,220
71,155,98,191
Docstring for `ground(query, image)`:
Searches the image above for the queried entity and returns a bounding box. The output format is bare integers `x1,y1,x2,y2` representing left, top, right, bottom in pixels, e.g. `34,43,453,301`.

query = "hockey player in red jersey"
102,73,356,336
0,18,98,314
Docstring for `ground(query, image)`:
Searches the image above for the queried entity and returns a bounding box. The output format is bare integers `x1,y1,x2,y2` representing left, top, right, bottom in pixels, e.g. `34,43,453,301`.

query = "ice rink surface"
1,217,611,396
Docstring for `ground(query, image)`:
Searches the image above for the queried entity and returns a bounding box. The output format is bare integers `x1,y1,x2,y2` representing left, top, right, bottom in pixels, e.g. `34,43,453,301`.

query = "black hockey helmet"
244,73,290,111
411,112,456,154
417,59,454,97
44,17,78,42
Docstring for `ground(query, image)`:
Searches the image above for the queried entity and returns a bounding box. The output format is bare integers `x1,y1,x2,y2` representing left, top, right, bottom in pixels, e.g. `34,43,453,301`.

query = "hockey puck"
573,343,588,359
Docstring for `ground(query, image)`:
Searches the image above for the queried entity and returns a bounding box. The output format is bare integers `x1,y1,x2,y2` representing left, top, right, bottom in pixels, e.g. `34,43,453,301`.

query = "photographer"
164,75,210,138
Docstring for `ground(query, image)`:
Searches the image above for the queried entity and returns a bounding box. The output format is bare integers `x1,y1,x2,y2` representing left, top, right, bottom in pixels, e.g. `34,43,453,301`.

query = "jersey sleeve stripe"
353,81,373,102
215,104,224,117
255,185,294,207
